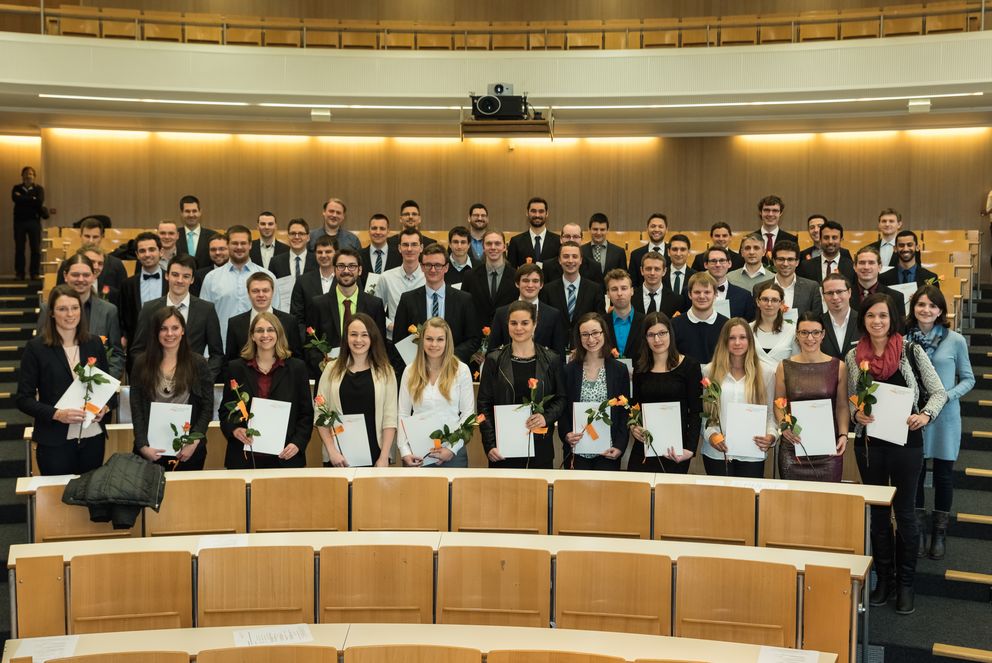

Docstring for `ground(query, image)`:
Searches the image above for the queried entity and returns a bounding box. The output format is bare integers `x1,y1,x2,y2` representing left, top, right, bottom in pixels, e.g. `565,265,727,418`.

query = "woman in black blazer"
220,311,314,469
130,306,214,471
558,313,632,470
17,285,115,475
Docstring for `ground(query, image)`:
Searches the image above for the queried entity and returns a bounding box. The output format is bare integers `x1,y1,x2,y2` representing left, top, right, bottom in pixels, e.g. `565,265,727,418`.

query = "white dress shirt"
258,241,276,269
687,308,719,325
700,360,778,462
775,275,797,309
830,308,852,350
165,292,192,321
397,361,475,458
379,264,426,334
879,238,896,267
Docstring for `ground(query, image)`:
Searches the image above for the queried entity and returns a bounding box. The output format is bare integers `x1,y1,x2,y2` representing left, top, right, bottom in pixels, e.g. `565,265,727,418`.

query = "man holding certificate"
846,293,946,616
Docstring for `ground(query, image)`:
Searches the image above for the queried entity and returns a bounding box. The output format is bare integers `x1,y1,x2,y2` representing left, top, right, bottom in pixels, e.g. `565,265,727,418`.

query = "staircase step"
872,594,992,656
957,513,992,526
932,643,992,662
0,324,34,342
0,282,38,296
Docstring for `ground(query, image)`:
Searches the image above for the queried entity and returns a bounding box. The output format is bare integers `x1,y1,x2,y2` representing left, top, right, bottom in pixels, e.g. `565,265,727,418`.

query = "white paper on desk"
395,333,419,366
363,272,383,295
867,382,914,446
334,413,374,467
889,282,918,309
55,365,120,438
789,399,837,457
275,275,295,313
757,645,818,663
399,413,458,467
724,402,767,460
572,402,610,455
641,401,682,456
14,634,79,662
714,299,731,319
494,403,533,458
246,397,292,456
148,402,193,458
233,623,314,647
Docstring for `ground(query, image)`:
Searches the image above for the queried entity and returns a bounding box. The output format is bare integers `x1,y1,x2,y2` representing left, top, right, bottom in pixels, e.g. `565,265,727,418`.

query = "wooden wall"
0,137,43,277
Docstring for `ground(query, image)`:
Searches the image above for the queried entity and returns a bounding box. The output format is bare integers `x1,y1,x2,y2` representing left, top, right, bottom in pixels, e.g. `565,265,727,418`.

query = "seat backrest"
655,483,755,545
144,478,246,536
489,653,625,663
198,646,337,663
451,476,548,534
552,479,650,539
196,545,314,627
35,484,140,543
250,476,348,533
352,475,448,531
344,645,481,663
758,489,865,554
46,653,189,663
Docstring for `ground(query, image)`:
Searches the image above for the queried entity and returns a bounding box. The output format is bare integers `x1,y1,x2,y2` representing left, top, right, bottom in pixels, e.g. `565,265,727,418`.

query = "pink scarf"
855,333,903,382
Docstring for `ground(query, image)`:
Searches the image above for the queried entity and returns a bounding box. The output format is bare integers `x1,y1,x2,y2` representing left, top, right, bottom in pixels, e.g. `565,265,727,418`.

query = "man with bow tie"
121,231,168,345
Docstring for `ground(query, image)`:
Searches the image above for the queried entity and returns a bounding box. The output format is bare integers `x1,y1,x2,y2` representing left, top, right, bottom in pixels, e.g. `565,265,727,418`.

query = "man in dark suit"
604,268,645,360
175,195,218,269
56,218,128,290
797,220,856,284
690,222,745,272
121,232,168,345
631,251,684,317
582,213,627,278
628,213,669,288
862,208,904,269
392,245,481,365
488,263,568,357
541,223,604,284
757,241,821,318
386,201,437,250
506,197,560,267
249,211,288,270
541,241,606,326
754,195,799,258
703,246,756,320
192,233,229,297
820,273,859,360
665,234,695,299
851,245,905,313
270,218,318,279
444,226,477,287
225,272,304,362
79,247,122,311
462,230,519,334
798,214,855,263
130,255,225,380
360,213,402,286
289,234,338,342
879,230,938,289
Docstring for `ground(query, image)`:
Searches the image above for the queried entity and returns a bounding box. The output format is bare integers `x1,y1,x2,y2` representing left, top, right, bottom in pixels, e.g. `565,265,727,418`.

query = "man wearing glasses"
757,240,822,317
270,218,317,281
819,272,859,360
703,246,754,320
378,227,426,339
392,244,480,365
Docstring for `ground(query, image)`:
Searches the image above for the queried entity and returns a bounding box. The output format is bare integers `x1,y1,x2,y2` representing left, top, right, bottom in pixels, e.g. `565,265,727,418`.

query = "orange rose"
230,379,239,389
859,360,870,372
86,356,96,366
100,335,108,344
784,414,793,424
711,433,725,445
780,303,790,313
672,310,682,317
314,394,326,406
432,438,442,449
408,325,418,334
700,377,711,388
525,257,533,264
631,403,641,411
617,395,628,406
475,414,486,424
527,377,539,390
774,397,788,410
306,326,315,335
473,371,480,380
611,348,620,358
182,422,191,433
101,285,110,294
482,326,491,336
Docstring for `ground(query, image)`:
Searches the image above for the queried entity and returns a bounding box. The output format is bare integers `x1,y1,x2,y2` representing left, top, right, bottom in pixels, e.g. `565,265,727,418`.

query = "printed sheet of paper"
889,282,918,309
724,402,767,460
782,308,798,324
233,623,314,647
148,402,193,457
494,403,533,458
756,645,819,663
399,413,458,467
789,399,838,457
55,364,120,438
714,299,732,319
246,397,292,456
394,334,419,366
572,402,610,455
335,413,373,467
363,272,383,296
117,385,132,423
212,384,224,422
867,382,914,446
641,401,682,456
275,275,295,313
14,634,79,662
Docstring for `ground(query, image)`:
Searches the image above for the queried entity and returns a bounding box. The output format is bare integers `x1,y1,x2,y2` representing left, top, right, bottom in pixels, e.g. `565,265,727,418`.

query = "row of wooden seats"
9,530,867,662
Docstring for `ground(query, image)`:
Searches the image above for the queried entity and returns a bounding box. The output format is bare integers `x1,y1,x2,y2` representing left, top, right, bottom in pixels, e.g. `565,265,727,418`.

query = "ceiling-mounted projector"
471,83,528,121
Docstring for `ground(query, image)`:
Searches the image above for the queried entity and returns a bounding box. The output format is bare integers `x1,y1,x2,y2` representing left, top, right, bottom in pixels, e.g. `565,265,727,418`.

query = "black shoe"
870,574,896,606
895,585,915,615
930,510,949,560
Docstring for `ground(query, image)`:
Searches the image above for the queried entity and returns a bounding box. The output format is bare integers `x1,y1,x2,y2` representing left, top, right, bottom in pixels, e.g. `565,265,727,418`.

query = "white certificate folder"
788,399,837,457
866,382,914,446
641,401,682,456
494,404,533,458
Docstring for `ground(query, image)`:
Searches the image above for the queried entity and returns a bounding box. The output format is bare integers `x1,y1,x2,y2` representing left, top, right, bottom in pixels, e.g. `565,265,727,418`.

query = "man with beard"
193,233,229,297
387,200,437,249
628,213,669,288
507,197,560,266
309,197,361,252
467,202,489,262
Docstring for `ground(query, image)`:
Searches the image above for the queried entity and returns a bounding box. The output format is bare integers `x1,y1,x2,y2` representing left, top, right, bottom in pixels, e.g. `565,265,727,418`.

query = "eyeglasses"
774,257,798,263
54,305,81,314
823,288,850,297
646,330,670,340
287,231,308,238
579,330,604,340
335,263,360,271
422,263,447,271
758,297,782,305
706,259,730,264
796,329,824,338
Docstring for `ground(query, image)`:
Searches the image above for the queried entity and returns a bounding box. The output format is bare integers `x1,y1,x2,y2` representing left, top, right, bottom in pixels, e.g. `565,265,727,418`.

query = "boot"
929,510,949,560
869,526,896,606
896,585,915,615
915,509,929,558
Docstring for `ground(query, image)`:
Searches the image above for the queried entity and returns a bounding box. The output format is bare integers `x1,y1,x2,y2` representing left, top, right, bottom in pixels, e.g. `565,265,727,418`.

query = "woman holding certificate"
131,306,214,470
702,318,777,478
220,312,313,469
17,285,115,475
751,283,797,364
316,313,397,467
846,293,946,615
628,311,702,473
477,301,565,469
558,313,631,470
397,317,474,467
906,285,974,560
774,313,849,482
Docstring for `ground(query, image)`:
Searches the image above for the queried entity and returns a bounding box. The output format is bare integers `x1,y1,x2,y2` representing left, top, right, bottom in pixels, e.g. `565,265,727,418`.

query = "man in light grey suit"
757,240,823,318
38,253,125,379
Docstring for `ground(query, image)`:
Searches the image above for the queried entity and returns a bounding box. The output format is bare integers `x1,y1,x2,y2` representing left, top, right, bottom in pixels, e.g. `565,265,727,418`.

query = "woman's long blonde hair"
706,318,767,420
406,317,460,405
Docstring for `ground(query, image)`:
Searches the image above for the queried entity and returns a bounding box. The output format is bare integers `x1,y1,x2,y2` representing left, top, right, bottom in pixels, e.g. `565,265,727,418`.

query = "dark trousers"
702,454,766,478
566,452,621,471
225,441,305,469
856,440,924,586
153,439,207,471
916,458,955,512
36,436,105,476
14,219,41,278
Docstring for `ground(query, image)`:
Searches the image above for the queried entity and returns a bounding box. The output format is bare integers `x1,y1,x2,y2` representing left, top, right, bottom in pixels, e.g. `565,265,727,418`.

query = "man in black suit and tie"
392,244,480,365
582,213,627,278
820,273,859,360
755,195,799,260
488,263,567,357
665,234,695,299
541,241,606,326
628,213,669,288
289,234,338,342
758,241,821,318
703,246,756,320
56,218,129,290
462,230,519,334
506,197,560,267
851,245,905,313
192,233,229,297
797,220,856,284
604,268,644,360
80,247,122,311
225,272,304,362
131,255,225,380
879,230,939,289
360,213,402,286
176,195,218,270
541,223,604,284
121,232,169,345
863,208,904,269
249,211,288,270
270,218,318,279
631,251,683,318
386,201,437,250
690,222,745,272
444,226,476,287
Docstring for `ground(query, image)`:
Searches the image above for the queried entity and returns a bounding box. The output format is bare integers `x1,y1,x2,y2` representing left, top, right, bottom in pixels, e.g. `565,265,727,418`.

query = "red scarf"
855,333,903,381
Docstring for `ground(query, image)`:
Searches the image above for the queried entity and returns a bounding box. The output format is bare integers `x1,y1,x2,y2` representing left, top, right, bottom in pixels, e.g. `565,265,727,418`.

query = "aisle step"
932,643,992,662
0,324,34,342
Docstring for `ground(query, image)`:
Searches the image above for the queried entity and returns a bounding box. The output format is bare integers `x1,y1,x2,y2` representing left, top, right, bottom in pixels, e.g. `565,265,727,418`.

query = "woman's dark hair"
752,282,786,333
507,300,537,323
796,311,824,328
857,293,902,338
133,306,196,398
571,312,614,365
61,252,94,278
905,284,949,330
635,311,681,373
330,312,393,381
42,285,90,347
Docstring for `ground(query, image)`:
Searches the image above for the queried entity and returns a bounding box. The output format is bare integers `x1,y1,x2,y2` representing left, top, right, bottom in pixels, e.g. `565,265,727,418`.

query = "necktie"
765,232,774,253
374,250,383,274
863,288,870,299
566,283,577,319
295,256,302,278
717,284,726,293
342,298,353,333
673,271,682,294
647,291,658,314
143,272,160,280
652,246,661,253
827,259,836,275
490,270,498,299
176,302,187,320
431,292,440,317
902,269,912,284
533,235,542,261
187,230,195,252
593,244,604,267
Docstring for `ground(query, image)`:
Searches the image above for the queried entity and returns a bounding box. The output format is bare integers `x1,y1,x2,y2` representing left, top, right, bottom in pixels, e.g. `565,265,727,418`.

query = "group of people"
15,188,975,618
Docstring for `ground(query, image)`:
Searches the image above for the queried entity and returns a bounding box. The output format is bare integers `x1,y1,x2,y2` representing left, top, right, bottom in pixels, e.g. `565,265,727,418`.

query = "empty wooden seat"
882,4,924,36
655,483,755,545
566,20,604,49
839,7,881,39
416,23,454,49
453,21,491,49
183,12,223,43
70,551,192,633
758,489,864,554
556,550,671,635
603,19,639,49
34,484,140,543
340,20,379,49
798,10,839,41
223,14,264,45
451,476,548,534
57,5,100,37
491,22,528,49
641,18,679,47
352,475,448,531
380,20,415,49
528,21,566,49
100,8,141,39
719,15,758,46
436,546,551,627
553,479,650,539
43,654,188,663
144,478,246,537
250,476,348,532
264,17,302,47
303,18,340,48
319,544,434,623
681,16,718,47
199,646,337,663
345,645,481,663
490,653,625,663
758,13,796,43
197,545,314,627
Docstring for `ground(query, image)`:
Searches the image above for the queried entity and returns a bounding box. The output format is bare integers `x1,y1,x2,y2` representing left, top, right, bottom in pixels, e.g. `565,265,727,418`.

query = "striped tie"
566,283,577,319
432,292,440,317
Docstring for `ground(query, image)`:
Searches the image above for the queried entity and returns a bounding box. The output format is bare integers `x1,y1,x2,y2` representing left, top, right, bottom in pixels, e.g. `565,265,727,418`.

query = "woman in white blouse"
398,317,475,467
702,317,778,478
750,282,797,365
